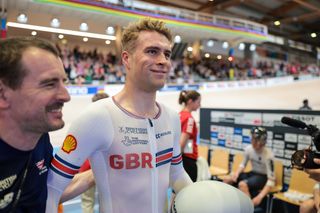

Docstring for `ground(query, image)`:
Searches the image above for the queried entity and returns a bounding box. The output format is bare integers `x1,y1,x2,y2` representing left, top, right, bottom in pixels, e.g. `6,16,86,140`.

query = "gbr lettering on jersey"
51,126,182,178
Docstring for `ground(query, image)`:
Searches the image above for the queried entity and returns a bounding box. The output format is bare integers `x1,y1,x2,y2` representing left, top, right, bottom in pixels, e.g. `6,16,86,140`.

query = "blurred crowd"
58,45,126,85
57,45,320,85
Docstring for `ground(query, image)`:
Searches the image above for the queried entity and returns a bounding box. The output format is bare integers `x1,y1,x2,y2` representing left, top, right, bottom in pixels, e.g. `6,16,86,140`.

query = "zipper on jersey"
148,118,153,127
146,118,158,213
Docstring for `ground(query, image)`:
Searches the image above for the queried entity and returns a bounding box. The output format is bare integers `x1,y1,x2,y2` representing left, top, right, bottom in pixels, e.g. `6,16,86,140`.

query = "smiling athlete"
46,19,192,213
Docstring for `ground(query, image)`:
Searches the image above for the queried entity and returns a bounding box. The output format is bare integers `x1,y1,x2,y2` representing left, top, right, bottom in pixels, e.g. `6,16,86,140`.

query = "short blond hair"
121,18,172,53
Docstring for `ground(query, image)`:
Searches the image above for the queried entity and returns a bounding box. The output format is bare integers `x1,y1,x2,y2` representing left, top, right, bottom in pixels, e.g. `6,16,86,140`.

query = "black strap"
10,152,32,213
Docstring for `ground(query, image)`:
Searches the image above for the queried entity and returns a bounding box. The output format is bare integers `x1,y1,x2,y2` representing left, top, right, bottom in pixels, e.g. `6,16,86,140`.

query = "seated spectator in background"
178,90,201,182
224,127,275,207
299,99,312,111
300,183,320,213
80,92,109,213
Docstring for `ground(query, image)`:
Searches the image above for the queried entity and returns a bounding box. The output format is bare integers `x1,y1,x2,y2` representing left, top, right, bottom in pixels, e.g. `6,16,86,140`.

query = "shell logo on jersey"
62,135,77,154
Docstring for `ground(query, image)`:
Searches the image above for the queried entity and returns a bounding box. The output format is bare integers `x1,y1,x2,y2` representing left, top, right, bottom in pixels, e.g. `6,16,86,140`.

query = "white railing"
99,0,268,35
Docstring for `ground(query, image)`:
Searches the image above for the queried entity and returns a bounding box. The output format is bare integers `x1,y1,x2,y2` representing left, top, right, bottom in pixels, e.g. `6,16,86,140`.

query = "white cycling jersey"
240,144,275,186
46,98,192,213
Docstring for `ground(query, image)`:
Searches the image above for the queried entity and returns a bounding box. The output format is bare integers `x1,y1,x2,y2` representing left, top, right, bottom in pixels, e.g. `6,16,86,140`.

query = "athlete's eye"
147,49,157,55
164,52,171,60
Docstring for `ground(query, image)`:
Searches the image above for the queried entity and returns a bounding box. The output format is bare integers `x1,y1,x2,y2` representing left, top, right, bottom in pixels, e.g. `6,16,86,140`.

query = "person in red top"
178,90,201,182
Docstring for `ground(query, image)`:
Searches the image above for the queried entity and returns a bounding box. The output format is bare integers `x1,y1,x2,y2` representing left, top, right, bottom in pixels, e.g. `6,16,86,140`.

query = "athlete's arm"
170,112,192,193
265,151,276,187
60,169,95,203
179,133,190,154
233,147,249,181
252,151,275,206
46,103,113,213
179,116,194,153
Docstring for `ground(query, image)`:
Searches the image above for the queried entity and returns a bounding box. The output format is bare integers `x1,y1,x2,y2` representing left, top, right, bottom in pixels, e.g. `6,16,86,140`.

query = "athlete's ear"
121,51,130,71
0,81,10,108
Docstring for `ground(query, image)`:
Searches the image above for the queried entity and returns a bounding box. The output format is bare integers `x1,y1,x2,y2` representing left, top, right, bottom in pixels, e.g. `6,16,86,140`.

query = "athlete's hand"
231,173,238,182
252,196,262,207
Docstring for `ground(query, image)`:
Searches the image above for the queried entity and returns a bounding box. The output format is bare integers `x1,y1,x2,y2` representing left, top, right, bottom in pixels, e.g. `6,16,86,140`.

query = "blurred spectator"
178,90,201,182
299,99,312,111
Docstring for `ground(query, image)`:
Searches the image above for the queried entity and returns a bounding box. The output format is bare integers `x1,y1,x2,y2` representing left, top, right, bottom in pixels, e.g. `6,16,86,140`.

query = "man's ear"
0,81,10,108
121,51,130,70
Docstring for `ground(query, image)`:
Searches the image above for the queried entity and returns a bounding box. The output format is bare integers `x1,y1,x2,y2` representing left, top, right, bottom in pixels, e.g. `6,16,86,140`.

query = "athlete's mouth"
47,103,64,113
151,69,167,74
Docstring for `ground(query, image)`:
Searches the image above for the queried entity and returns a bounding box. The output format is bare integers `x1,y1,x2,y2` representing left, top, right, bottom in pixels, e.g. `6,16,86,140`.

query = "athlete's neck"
114,87,158,119
182,106,193,113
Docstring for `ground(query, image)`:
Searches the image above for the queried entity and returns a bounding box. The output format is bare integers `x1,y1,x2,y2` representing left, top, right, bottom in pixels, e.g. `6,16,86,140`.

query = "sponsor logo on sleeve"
36,159,48,175
62,135,77,154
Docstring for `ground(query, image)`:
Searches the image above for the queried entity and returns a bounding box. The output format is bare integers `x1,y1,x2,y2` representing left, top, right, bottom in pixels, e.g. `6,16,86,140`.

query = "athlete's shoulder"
67,98,115,139
180,110,193,121
264,147,274,158
244,144,253,152
76,98,114,121
157,102,179,119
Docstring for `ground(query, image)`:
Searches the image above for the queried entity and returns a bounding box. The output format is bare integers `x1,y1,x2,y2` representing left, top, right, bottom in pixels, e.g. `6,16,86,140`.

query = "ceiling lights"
274,21,280,26
50,18,60,28
174,35,181,43
310,33,317,38
79,22,89,31
17,13,28,23
7,22,116,40
238,43,245,50
106,26,115,35
207,40,214,47
222,41,229,49
249,44,256,51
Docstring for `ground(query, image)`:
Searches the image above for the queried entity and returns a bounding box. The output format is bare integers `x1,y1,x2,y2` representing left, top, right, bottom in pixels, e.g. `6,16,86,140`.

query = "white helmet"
172,181,254,213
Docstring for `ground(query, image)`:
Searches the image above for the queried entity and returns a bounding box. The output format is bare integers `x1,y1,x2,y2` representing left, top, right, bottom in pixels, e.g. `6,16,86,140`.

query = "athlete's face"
122,31,172,92
251,136,265,152
6,47,70,134
189,96,201,111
